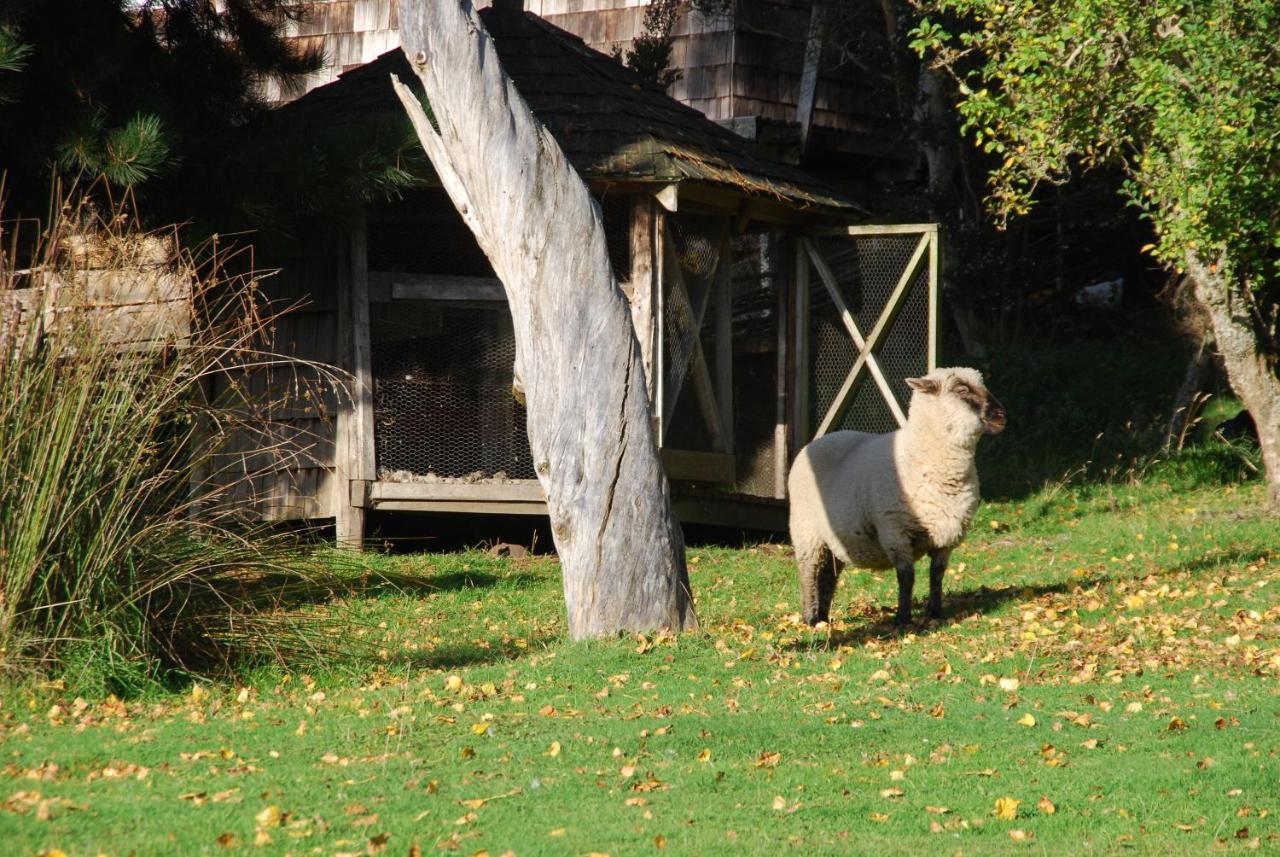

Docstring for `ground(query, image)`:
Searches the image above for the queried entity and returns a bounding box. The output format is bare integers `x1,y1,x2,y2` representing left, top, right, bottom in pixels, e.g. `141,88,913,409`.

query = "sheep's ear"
905,377,941,395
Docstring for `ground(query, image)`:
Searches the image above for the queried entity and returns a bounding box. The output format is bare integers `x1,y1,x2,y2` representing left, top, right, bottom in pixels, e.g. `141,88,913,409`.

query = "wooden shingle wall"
271,1,880,142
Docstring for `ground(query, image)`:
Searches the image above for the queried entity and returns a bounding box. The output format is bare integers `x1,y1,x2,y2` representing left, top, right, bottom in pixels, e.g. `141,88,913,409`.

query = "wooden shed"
229,3,937,542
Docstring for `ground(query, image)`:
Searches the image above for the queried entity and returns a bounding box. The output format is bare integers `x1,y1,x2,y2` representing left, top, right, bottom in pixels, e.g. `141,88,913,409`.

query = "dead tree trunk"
392,0,697,637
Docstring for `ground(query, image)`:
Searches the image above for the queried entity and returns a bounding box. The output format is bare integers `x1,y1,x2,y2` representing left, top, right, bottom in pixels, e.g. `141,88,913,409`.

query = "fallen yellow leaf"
994,797,1020,820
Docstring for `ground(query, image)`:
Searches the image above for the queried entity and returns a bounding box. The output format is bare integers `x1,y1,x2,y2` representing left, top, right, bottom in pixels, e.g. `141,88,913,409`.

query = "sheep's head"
905,367,1007,442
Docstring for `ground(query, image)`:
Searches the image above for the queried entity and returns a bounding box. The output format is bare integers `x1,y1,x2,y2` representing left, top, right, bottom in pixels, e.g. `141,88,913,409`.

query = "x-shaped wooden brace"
804,233,930,436
662,224,729,452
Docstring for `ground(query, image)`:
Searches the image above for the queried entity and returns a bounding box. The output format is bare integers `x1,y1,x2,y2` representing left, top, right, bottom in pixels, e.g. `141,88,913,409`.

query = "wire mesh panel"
728,232,782,496
370,301,535,483
806,230,933,436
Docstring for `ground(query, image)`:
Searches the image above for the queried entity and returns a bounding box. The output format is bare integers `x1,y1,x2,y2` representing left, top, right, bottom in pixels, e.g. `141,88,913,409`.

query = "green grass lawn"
2,478,1278,856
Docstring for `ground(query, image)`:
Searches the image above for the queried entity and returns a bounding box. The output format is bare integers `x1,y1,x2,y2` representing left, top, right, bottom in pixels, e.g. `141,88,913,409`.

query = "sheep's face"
905,368,1007,440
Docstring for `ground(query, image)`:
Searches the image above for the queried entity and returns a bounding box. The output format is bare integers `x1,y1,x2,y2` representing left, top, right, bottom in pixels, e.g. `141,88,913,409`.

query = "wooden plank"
803,238,907,427
369,271,507,302
792,238,810,447
773,235,791,499
628,197,658,403
655,211,667,444
654,184,679,213
660,448,736,483
815,233,930,436
927,225,939,371
842,223,940,236
374,499,548,515
334,213,374,546
795,2,826,154
371,480,545,503
715,233,734,453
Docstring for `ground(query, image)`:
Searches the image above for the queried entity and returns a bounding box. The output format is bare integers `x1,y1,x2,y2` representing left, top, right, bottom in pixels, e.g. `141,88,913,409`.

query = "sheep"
788,367,1006,627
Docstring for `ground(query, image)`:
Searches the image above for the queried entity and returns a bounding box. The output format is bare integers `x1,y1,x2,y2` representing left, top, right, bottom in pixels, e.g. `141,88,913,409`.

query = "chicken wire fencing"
370,301,535,484
727,232,783,497
805,230,934,436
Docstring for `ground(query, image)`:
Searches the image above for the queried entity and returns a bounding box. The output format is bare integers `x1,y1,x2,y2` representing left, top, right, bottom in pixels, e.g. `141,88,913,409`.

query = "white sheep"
788,367,1006,627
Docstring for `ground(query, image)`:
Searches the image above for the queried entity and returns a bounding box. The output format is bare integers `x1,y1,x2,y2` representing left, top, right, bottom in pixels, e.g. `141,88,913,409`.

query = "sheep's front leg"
927,547,952,620
890,553,916,627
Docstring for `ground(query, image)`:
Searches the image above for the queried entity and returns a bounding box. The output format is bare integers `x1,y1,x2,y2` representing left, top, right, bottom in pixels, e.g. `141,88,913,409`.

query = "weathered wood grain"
393,0,697,638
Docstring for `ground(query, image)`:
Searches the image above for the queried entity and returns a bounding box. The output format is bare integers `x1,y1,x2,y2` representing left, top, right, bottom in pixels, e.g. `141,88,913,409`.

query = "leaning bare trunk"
393,0,696,636
1186,253,1280,510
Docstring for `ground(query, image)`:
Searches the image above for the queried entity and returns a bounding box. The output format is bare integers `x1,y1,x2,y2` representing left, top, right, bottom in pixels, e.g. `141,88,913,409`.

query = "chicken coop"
221,4,937,543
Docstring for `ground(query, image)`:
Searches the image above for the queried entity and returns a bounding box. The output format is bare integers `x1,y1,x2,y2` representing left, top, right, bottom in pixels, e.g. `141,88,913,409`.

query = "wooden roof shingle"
278,4,857,214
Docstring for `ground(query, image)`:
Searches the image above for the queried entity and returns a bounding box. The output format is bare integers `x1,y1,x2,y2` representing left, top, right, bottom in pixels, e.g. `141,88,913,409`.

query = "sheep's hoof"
926,606,944,620
893,614,912,629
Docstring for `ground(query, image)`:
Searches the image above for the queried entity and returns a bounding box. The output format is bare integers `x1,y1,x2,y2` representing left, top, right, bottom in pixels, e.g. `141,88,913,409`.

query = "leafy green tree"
913,0,1280,508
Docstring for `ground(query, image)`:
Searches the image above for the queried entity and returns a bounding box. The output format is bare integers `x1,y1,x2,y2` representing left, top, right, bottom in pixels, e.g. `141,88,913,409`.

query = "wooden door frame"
790,223,939,453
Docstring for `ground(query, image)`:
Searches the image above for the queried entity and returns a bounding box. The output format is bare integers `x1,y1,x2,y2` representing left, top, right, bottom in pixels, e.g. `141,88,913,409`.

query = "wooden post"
715,232,734,454
773,234,791,498
792,236,810,450
393,0,696,638
628,197,658,403
796,1,826,157
335,212,374,548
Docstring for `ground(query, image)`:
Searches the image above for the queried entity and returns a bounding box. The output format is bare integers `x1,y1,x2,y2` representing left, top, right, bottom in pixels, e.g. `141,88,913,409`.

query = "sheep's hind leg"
816,554,844,625
797,541,834,625
887,550,917,627
927,548,952,620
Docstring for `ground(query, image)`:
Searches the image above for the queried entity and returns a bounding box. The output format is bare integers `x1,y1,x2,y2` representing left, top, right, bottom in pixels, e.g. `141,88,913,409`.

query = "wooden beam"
370,271,506,302
815,232,930,436
654,184,679,213
715,233,734,453
335,213,375,548
927,225,939,370
628,197,658,402
375,499,548,515
371,480,545,503
773,235,791,498
660,448,736,483
792,238,811,448
796,2,827,156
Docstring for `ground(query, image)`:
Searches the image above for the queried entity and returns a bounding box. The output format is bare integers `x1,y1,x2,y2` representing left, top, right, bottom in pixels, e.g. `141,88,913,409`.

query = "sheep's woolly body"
788,367,1003,624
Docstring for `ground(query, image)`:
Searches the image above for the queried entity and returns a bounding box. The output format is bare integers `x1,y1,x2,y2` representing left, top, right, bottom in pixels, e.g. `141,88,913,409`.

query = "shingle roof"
278,4,857,214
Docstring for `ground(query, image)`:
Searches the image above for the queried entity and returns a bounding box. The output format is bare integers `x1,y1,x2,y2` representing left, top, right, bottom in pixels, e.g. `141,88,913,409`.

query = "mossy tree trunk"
1187,253,1280,511
391,0,697,637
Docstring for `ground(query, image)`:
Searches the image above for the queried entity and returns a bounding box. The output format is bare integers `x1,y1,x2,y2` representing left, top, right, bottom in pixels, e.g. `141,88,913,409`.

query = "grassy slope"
2,479,1278,856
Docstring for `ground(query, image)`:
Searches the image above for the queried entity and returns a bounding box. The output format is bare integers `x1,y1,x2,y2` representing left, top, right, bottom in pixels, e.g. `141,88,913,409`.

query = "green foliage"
911,0,1280,295
55,112,172,187
612,0,684,89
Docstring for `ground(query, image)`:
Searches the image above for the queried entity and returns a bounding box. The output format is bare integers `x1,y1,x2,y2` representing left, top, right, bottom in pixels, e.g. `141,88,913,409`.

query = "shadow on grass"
797,578,1103,648
375,633,561,671
1167,547,1273,576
